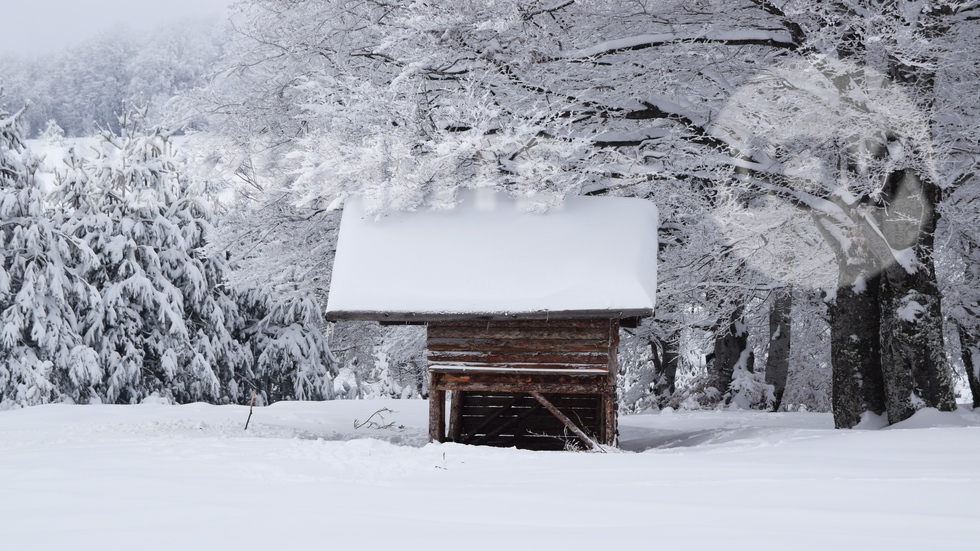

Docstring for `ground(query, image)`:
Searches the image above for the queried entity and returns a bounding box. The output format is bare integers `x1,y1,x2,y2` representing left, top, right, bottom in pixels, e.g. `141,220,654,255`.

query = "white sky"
0,0,235,55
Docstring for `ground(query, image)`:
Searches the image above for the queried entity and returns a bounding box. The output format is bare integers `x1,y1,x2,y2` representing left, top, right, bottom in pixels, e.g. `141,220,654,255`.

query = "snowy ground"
2,400,978,550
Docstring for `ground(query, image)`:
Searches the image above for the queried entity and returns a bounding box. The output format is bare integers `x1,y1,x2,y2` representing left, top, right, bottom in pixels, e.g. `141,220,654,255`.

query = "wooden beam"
427,351,609,365
604,319,620,446
428,373,446,443
427,337,609,353
428,366,607,374
428,324,610,341
434,379,605,394
530,392,597,450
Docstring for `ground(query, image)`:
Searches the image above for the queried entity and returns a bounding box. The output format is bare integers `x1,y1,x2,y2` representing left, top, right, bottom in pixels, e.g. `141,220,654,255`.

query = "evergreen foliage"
1,99,101,406
0,99,335,409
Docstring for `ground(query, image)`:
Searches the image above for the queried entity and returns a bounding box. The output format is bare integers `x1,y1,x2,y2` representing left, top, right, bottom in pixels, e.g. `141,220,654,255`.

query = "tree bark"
957,324,980,409
827,276,887,428
711,307,753,395
877,171,956,422
813,211,888,429
765,287,792,411
651,333,680,407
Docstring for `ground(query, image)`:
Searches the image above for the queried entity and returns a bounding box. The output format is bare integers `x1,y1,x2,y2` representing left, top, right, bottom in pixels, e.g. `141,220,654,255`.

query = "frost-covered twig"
354,408,398,430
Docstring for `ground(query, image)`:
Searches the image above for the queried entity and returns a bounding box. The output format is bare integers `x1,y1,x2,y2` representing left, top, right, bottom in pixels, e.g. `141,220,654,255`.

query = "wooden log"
426,351,609,365
434,379,605,395
530,392,597,450
427,326,610,341
428,373,446,443
435,370,606,386
428,365,607,374
426,337,609,353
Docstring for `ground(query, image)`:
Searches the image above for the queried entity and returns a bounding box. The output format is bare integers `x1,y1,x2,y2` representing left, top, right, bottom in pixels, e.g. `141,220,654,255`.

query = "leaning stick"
244,390,257,431
529,391,598,450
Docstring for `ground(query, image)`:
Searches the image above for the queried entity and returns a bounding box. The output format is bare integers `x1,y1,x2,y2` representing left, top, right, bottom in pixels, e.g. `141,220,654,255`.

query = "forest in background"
0,17,223,138
2,0,979,427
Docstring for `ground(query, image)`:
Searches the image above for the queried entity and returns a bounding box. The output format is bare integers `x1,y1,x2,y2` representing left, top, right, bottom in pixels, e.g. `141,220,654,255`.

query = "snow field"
2,401,979,550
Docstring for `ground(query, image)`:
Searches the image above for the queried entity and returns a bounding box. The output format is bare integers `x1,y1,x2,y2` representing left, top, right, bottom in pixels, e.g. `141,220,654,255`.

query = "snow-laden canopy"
326,190,658,321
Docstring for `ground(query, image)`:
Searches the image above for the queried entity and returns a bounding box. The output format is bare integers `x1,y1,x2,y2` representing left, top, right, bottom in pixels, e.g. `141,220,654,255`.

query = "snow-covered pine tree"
74,106,253,403
0,96,101,408
233,287,335,403
167,191,255,404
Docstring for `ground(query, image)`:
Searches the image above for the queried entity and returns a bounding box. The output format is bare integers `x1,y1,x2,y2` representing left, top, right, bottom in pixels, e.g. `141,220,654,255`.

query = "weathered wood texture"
427,319,620,449
452,391,602,450
530,392,597,449
428,384,446,443
427,319,612,371
432,370,607,394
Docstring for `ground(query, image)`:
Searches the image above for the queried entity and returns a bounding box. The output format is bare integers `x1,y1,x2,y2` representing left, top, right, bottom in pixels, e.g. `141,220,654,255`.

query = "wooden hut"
325,190,658,450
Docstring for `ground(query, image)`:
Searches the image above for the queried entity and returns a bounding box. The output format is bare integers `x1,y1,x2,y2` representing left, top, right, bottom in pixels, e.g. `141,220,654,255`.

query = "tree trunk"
877,171,956,422
827,275,887,428
712,307,753,394
765,287,792,411
651,333,680,407
813,212,888,429
958,324,980,409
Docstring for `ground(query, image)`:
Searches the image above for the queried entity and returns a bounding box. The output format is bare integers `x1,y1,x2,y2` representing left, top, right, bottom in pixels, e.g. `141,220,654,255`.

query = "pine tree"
72,106,256,404
234,288,335,403
0,96,100,408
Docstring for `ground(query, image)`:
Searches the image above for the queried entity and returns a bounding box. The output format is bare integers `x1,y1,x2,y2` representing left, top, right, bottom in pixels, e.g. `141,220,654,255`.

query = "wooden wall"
427,318,613,370
426,318,619,449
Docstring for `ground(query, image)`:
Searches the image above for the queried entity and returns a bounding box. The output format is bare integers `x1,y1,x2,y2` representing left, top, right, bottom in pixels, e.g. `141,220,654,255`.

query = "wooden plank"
426,337,609,353
427,326,610,341
500,409,599,425
460,395,520,443
432,370,608,394
435,372,607,387
458,396,602,450
461,394,599,409
436,371,606,385
459,396,530,409
510,420,598,435
428,366,607,374
427,351,609,365
436,380,605,394
530,392,597,450
464,413,599,424
471,402,545,445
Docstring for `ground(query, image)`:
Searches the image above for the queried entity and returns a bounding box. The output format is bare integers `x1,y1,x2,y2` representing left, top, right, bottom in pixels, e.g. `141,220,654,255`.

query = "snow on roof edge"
326,190,658,318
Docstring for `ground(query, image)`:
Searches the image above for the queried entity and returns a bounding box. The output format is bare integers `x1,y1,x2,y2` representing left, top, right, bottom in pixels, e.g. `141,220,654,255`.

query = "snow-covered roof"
325,190,658,321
